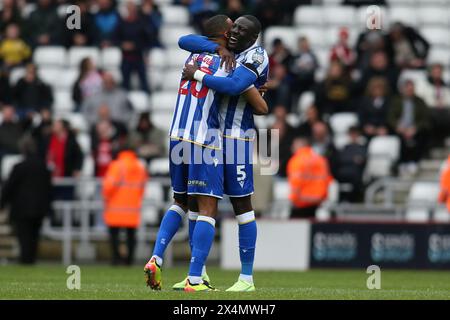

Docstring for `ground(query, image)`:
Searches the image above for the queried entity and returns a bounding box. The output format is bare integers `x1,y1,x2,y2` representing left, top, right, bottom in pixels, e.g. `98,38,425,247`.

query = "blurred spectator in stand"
0,105,23,164
355,29,387,70
221,0,248,22
387,22,429,70
334,126,367,203
31,108,53,158
129,112,167,163
63,0,96,47
93,0,120,48
114,0,151,93
343,0,386,6
314,61,354,117
91,120,122,178
72,57,103,111
287,136,333,218
176,0,219,33
415,63,450,147
46,119,83,225
297,104,321,138
438,155,450,213
0,23,31,70
0,0,24,36
358,76,390,139
0,136,52,265
95,104,128,137
265,38,293,110
270,105,297,177
330,27,356,70
356,50,399,96
290,36,318,101
388,79,430,176
0,68,12,105
81,72,133,127
24,0,62,47
141,0,163,48
253,0,297,30
13,63,53,120
311,121,337,166
103,141,148,265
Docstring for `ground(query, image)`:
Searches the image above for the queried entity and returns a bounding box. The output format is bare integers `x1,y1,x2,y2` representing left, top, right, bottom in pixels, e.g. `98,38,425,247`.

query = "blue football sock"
188,216,215,281
188,211,198,252
236,211,257,277
152,205,185,263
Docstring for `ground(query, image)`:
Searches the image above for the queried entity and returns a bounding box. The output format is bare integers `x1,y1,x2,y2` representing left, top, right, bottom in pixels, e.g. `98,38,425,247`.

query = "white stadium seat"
160,26,195,48
296,27,327,49
1,155,23,181
427,48,450,67
323,6,356,27
56,68,79,90
406,182,440,222
9,67,26,86
417,7,450,27
68,47,100,67
421,27,450,48
389,7,419,26
76,133,91,154
263,27,297,53
21,3,36,19
160,5,190,26
150,91,177,112
166,48,189,68
37,67,62,89
297,91,315,115
80,155,94,177
65,113,89,132
365,135,400,178
329,112,358,135
33,46,67,67
128,91,150,112
148,48,167,70
100,47,122,69
151,111,173,131
148,157,170,175
293,6,324,26
162,69,182,91
53,90,75,113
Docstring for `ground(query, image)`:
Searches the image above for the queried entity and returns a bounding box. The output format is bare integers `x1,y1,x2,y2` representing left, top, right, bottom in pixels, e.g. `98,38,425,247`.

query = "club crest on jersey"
252,47,264,66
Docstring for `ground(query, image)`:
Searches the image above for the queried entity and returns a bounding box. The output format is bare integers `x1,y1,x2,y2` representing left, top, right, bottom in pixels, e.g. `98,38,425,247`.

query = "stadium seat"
406,182,440,222
100,47,122,69
128,91,150,112
296,27,327,49
160,26,195,48
151,111,173,131
398,69,427,87
389,7,419,26
162,69,182,91
56,68,79,90
53,90,75,113
160,5,189,26
148,157,170,176
315,48,330,71
323,6,356,27
21,3,36,19
333,134,350,150
9,67,26,86
427,48,450,67
80,155,94,177
144,181,164,204
68,47,100,68
388,0,417,6
33,46,67,67
263,27,297,52
37,67,62,89
148,48,167,70
421,27,450,48
365,135,400,178
270,179,291,219
57,4,70,18
325,27,357,48
1,155,23,181
297,91,315,116
166,48,189,68
434,207,450,222
293,6,324,26
417,7,450,27
150,91,177,112
148,69,163,91
76,133,91,155
65,113,89,132
329,112,358,135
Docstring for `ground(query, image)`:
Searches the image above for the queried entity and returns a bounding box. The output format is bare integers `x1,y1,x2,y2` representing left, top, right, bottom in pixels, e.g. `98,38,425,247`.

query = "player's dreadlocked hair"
203,15,231,39
242,15,262,35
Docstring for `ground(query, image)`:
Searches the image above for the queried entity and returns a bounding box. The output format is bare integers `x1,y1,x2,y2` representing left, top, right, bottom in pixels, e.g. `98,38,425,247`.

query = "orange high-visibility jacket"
103,151,148,228
287,146,333,208
438,156,450,212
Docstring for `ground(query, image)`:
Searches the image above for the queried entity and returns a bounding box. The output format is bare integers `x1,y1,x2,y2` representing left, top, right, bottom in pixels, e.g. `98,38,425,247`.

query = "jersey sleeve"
201,65,257,96
241,46,269,81
178,34,218,54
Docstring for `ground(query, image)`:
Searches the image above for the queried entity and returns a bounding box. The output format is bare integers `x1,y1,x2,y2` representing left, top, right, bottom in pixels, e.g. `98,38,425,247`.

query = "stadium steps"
0,211,18,262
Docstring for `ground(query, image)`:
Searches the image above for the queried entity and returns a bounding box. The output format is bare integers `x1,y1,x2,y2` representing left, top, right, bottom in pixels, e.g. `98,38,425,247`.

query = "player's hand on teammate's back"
182,63,199,81
258,82,269,97
217,45,235,71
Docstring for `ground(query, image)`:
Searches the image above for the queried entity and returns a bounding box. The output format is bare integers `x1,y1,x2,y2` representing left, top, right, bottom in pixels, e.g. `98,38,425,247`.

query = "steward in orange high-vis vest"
287,137,333,218
103,148,148,265
438,155,450,213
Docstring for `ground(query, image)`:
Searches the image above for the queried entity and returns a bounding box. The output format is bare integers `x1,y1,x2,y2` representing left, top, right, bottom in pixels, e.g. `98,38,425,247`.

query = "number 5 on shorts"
237,165,246,182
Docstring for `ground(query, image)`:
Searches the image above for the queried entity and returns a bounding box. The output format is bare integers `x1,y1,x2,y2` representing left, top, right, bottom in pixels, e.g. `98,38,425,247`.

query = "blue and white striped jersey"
219,43,269,140
169,52,229,149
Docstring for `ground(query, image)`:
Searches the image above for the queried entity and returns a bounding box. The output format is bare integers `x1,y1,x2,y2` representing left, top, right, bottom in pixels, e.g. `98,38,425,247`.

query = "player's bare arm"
243,87,268,115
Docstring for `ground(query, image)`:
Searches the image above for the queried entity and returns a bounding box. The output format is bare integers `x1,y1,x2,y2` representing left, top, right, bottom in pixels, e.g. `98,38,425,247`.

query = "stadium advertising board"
310,222,450,269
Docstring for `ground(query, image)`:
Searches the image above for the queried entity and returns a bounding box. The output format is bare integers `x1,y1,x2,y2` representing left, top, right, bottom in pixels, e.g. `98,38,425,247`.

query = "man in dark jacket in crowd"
24,0,62,47
0,136,52,264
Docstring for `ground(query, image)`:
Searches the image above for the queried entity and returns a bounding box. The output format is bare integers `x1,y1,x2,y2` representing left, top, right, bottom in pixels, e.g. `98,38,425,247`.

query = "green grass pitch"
0,265,449,300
